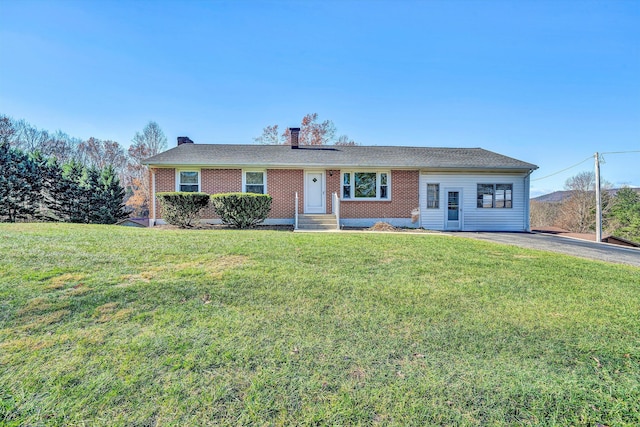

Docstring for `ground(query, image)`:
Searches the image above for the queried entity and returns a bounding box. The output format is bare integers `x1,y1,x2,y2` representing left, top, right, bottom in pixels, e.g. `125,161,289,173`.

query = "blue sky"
1,0,638,196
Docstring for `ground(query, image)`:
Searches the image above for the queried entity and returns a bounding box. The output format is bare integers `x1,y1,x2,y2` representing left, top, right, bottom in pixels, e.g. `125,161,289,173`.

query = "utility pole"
595,152,602,243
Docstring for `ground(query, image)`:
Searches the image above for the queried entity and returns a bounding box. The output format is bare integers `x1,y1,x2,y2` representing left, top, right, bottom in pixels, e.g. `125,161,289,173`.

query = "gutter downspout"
523,169,534,232
294,192,299,230
150,168,156,227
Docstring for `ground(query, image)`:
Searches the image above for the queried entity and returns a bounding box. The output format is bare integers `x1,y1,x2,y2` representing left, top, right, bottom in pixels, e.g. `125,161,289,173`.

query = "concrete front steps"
296,214,339,231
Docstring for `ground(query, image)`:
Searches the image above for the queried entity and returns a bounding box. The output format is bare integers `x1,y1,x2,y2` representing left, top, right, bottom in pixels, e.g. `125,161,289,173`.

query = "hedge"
156,192,210,228
210,192,272,228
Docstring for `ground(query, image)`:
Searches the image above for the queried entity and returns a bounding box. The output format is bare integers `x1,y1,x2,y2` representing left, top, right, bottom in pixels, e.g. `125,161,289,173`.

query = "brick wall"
267,169,303,218
200,169,242,218
151,167,419,221
335,170,419,219
326,170,340,214
202,169,242,193
151,168,243,220
151,168,176,219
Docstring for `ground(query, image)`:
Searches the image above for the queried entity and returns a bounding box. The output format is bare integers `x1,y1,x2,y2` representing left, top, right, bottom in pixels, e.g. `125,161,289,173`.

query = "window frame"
477,183,513,208
176,169,201,192
427,183,440,209
340,170,391,201
242,169,267,194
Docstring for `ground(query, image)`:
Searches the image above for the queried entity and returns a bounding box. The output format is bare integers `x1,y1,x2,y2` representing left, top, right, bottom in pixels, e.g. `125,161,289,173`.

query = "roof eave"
145,163,537,171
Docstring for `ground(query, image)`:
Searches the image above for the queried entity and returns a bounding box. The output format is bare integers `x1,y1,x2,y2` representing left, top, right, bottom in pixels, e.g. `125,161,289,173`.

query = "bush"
210,192,272,228
157,192,210,228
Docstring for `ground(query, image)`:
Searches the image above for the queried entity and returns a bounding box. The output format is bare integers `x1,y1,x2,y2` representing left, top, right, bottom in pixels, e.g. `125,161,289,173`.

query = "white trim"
476,182,514,209
332,192,340,230
340,218,417,228
340,170,391,201
146,162,533,174
175,168,201,192
294,192,299,230
304,170,326,213
426,182,440,209
524,172,532,231
242,169,267,194
444,187,463,231
151,168,156,226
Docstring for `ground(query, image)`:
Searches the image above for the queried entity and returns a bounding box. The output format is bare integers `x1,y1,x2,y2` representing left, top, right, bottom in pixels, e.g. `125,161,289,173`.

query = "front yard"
1,223,638,426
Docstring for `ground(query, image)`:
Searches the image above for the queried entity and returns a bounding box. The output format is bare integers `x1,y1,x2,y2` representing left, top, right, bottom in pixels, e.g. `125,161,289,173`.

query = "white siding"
419,172,531,231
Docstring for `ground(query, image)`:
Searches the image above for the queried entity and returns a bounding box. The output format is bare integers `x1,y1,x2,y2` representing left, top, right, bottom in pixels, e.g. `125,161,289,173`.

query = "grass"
0,223,639,426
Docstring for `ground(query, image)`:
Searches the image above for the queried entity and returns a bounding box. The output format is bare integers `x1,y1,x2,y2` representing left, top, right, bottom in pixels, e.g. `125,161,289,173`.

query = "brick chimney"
289,127,300,149
177,136,194,146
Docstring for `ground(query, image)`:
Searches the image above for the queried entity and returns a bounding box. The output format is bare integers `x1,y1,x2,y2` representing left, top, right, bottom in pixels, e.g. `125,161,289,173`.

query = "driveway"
442,232,640,267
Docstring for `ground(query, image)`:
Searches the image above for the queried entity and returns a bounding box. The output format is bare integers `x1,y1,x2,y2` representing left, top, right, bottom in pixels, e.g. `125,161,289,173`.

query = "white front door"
305,171,325,213
445,189,462,230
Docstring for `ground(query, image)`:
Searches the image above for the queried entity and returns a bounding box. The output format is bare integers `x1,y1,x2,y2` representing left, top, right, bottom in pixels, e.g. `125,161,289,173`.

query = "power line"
600,150,640,155
531,155,593,182
532,149,638,243
531,149,640,182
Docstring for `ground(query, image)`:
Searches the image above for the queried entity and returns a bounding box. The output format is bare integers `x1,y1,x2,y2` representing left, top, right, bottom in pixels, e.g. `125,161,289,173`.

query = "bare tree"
556,171,612,233
0,115,15,145
11,119,51,153
529,200,561,228
131,121,167,156
557,172,595,232
41,130,81,164
254,113,357,146
335,135,357,146
77,137,127,173
299,113,336,145
253,124,284,145
0,116,81,162
126,121,168,216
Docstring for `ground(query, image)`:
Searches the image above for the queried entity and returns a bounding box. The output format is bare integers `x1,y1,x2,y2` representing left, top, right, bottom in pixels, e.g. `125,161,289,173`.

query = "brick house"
143,128,538,231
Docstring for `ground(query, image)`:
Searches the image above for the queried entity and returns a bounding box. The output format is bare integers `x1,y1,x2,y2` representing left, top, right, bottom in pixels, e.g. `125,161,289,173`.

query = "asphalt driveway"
443,232,640,267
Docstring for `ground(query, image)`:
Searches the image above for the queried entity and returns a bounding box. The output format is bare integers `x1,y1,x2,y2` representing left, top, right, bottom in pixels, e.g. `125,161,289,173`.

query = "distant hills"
532,191,573,203
532,187,640,202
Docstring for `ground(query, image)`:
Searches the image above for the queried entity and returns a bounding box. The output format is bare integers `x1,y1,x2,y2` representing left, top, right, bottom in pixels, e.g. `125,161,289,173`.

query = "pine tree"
85,166,103,223
40,157,68,221
29,151,57,221
0,143,42,222
59,160,89,223
608,187,640,242
97,165,128,224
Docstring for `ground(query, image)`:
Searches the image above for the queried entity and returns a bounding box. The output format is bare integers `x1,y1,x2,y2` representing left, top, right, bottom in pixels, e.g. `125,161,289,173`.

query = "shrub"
157,192,210,228
210,192,272,228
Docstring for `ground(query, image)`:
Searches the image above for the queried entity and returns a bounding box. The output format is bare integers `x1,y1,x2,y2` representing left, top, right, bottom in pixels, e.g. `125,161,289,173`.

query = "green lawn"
1,223,639,426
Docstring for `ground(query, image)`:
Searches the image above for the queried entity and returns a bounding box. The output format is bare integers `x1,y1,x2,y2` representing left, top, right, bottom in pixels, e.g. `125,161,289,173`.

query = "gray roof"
144,144,538,171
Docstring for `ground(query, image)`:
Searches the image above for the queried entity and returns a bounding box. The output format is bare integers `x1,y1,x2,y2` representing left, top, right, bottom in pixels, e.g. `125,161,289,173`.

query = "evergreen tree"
1,133,129,224
39,157,68,222
96,165,128,224
59,160,90,223
608,187,640,242
82,165,128,224
29,151,57,221
85,166,103,223
43,162,128,224
0,143,42,222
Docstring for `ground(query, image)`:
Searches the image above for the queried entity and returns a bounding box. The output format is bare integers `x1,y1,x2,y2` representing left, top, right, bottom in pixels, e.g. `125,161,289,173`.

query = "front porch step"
297,214,339,231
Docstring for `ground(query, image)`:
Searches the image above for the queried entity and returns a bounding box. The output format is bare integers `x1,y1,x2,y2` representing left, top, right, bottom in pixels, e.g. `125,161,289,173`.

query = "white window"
341,171,390,200
177,170,200,192
243,170,266,194
477,183,512,208
427,183,440,209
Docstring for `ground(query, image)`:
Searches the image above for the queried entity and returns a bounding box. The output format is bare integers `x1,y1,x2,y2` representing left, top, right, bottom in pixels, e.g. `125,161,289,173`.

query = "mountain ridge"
532,187,640,202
